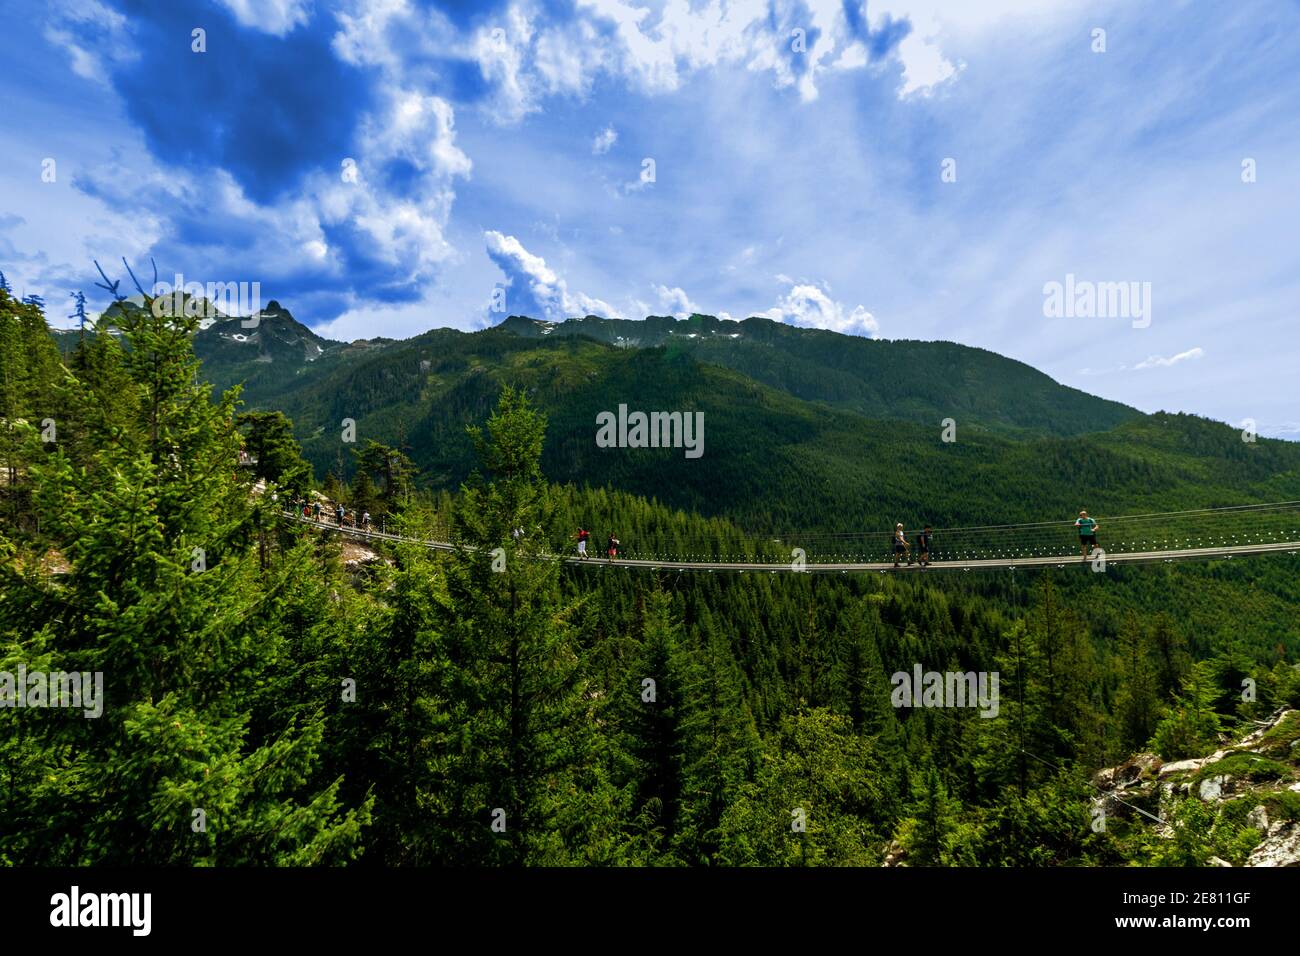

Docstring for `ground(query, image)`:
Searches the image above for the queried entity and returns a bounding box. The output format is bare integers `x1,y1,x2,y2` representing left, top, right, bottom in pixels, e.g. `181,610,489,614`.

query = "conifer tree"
238,410,312,497
613,588,687,857
718,709,880,866
898,764,968,866
672,618,761,863
431,386,618,864
0,299,370,864
1148,613,1189,702
1114,613,1161,753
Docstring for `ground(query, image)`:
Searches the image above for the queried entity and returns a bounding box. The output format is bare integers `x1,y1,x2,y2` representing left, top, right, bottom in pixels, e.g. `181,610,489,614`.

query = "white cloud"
892,30,961,97
332,0,448,70
832,42,869,71
759,280,879,336
361,86,472,179
868,0,1097,98
592,125,618,155
216,0,313,36
1132,347,1204,370
324,0,1091,128
654,284,700,318
534,19,611,97
484,231,617,320
723,245,757,273
43,0,137,84
68,90,470,311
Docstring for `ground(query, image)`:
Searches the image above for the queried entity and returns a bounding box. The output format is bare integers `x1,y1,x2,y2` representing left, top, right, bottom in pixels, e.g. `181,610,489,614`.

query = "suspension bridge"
282,500,1300,573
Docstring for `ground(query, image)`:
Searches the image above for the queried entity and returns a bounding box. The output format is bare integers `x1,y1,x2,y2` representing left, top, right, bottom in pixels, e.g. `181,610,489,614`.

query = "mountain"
192,299,343,367
495,313,1140,438
173,310,1300,536
198,309,1139,439
51,297,344,370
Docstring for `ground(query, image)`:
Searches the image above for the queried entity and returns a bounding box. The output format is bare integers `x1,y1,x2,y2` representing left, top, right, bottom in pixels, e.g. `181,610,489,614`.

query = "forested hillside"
183,308,1141,440
157,308,1300,539
5,291,1299,868
496,313,1140,436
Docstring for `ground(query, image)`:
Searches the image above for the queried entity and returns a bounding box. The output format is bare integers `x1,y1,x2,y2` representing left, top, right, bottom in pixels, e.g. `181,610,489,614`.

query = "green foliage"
352,439,417,515
7,307,1299,868
0,303,370,864
972,771,1099,866
1151,662,1224,760
238,409,313,496
414,387,623,864
1194,753,1288,783
1113,613,1162,753
717,709,881,865
895,765,975,866
1138,794,1261,867
0,290,63,532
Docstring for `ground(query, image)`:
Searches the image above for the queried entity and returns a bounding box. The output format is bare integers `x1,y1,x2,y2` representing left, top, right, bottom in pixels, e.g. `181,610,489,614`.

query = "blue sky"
1,0,1297,436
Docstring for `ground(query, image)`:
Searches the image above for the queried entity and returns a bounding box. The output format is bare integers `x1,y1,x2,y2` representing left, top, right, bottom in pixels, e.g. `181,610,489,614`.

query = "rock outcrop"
1092,709,1300,866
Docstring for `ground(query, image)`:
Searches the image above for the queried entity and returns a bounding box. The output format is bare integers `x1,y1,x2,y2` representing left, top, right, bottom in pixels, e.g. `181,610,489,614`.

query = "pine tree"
238,410,312,497
613,588,686,858
1151,660,1222,760
717,709,880,866
350,470,377,519
430,386,618,864
325,507,448,865
0,300,370,864
1029,578,1102,764
1148,613,1189,702
0,290,62,530
898,764,967,866
354,439,418,512
672,618,761,863
1114,613,1161,753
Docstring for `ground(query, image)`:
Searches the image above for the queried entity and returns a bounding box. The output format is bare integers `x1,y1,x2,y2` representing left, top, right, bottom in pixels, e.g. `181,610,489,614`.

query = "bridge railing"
279,502,1300,567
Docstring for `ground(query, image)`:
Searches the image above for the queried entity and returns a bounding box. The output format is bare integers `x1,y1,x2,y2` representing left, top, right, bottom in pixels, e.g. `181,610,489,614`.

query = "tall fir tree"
0,299,370,864
431,386,620,863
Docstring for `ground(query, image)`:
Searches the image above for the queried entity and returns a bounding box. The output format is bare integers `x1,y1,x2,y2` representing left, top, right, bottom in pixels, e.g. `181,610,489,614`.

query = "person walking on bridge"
576,528,590,559
892,523,910,568
1075,509,1100,560
336,504,346,527
916,526,933,568
607,533,620,561
312,500,322,522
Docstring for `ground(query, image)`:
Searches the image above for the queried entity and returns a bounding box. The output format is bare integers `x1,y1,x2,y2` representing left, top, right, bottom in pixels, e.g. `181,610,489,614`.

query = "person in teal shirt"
1075,510,1099,559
